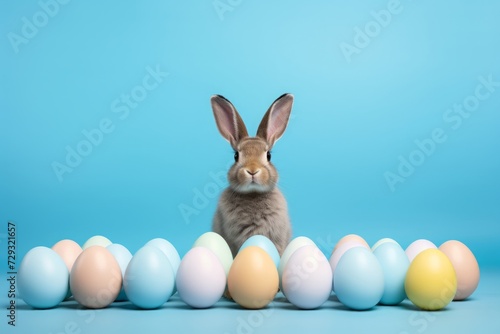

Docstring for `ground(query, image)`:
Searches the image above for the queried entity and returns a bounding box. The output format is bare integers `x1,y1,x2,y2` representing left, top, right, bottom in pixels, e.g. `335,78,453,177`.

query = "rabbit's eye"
267,151,271,161
234,151,239,162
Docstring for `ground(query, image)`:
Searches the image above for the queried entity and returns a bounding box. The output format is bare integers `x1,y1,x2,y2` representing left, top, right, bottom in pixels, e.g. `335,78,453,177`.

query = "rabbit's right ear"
211,95,249,150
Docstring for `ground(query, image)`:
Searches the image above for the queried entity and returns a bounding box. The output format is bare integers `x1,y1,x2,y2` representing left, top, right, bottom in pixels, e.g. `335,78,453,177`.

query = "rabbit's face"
211,93,293,193
228,137,278,193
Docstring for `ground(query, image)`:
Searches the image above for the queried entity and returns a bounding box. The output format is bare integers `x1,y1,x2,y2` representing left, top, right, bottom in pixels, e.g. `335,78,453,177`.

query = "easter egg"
51,239,82,271
82,235,112,250
329,241,367,291
405,239,437,262
278,236,315,289
439,240,479,300
106,244,132,301
228,246,278,309
373,242,409,305
51,239,83,299
124,245,175,309
145,238,181,274
193,232,233,275
282,245,332,309
239,235,280,268
176,247,226,308
334,247,384,310
405,249,457,310
70,246,122,309
145,238,180,293
371,238,398,252
18,247,69,309
333,234,370,252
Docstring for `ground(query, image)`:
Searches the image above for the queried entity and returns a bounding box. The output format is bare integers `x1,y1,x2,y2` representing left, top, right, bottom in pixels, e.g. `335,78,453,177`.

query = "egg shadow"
329,294,340,303
15,302,83,311
273,295,288,303
276,303,303,311
452,297,476,303
57,303,83,310
395,300,454,312
395,301,421,311
330,304,357,311
278,303,334,311
14,304,38,311
107,302,139,310
331,303,385,312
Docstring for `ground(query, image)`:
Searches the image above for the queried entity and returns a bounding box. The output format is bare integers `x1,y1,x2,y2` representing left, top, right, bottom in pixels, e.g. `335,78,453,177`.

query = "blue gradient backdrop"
1,0,499,275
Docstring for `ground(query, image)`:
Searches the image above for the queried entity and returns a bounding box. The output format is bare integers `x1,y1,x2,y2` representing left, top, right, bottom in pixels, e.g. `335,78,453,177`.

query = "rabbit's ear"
257,93,294,148
211,95,249,149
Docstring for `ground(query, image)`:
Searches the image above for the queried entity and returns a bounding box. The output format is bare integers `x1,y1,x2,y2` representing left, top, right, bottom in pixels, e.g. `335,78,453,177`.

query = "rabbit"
210,93,294,258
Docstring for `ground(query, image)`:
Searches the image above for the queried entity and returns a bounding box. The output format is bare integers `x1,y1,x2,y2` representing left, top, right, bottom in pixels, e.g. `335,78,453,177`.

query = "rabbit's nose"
246,169,260,176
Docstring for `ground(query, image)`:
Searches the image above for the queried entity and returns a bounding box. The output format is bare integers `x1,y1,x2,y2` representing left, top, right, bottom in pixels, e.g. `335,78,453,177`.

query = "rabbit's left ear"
257,93,294,148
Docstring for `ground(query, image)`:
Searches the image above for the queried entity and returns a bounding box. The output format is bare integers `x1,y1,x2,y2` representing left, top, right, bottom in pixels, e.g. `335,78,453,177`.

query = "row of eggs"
18,233,479,311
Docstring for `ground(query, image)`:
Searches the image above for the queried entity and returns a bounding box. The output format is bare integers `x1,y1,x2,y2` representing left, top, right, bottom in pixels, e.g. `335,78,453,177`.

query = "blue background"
1,1,499,333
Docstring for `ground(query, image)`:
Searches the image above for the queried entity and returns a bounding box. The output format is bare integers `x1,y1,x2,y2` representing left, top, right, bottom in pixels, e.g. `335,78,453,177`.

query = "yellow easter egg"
405,249,457,310
228,246,278,309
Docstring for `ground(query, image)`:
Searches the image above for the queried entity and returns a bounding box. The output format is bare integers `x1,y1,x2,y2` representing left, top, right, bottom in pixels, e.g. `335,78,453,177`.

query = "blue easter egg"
373,242,409,305
145,238,181,274
334,247,384,310
18,246,69,309
239,235,280,267
124,245,175,309
145,238,181,294
106,243,133,301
